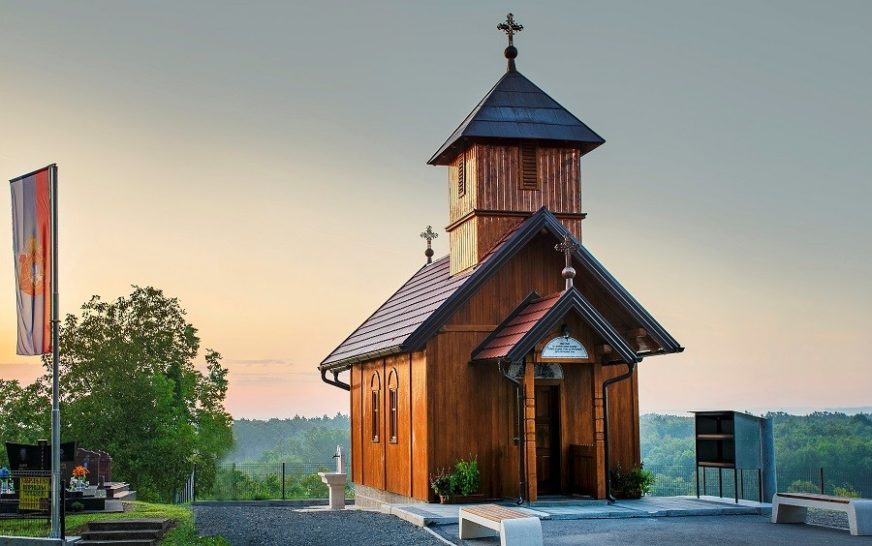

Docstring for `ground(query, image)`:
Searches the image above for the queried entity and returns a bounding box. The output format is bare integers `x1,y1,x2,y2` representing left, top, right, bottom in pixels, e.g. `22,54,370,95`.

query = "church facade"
319,17,682,506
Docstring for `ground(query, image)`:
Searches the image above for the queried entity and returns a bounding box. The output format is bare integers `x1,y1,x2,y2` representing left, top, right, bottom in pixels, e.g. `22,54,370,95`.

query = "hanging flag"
9,165,54,355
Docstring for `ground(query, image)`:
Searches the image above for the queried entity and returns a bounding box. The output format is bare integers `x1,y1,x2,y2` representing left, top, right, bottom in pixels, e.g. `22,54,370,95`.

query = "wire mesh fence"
0,470,58,538
198,461,352,501
777,467,871,499
644,463,764,501
644,462,872,500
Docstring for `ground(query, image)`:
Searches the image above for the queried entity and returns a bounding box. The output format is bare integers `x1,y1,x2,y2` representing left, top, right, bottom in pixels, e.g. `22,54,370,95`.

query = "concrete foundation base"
353,483,424,510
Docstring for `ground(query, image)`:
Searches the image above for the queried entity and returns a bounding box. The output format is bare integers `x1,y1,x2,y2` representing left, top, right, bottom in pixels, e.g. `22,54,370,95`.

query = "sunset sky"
1,1,869,419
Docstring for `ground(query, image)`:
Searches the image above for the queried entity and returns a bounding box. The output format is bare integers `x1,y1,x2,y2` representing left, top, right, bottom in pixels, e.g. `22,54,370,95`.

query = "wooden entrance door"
535,385,560,494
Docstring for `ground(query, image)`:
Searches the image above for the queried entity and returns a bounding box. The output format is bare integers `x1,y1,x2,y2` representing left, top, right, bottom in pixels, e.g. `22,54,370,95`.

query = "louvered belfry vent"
520,143,538,190
457,151,466,197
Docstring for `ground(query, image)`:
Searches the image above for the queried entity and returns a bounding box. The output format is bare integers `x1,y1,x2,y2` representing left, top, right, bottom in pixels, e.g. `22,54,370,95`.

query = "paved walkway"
387,495,770,526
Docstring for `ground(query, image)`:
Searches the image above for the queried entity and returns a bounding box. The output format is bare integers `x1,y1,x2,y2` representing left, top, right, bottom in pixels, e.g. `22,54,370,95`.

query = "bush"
611,463,655,499
451,456,480,497
429,468,453,498
788,480,819,494
833,485,860,498
430,456,481,498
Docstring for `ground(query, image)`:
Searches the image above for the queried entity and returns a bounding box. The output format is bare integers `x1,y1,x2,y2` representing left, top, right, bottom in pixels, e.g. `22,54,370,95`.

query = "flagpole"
49,164,60,538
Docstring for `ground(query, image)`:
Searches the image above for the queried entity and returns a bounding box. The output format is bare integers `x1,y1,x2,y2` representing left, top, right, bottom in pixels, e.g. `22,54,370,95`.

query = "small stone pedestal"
318,472,347,510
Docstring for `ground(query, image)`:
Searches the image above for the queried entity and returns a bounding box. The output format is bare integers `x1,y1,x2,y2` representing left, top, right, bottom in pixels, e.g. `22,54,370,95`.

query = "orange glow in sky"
1,2,870,418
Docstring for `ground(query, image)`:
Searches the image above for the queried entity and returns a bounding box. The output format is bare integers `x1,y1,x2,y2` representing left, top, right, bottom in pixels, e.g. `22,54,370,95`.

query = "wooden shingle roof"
428,70,605,166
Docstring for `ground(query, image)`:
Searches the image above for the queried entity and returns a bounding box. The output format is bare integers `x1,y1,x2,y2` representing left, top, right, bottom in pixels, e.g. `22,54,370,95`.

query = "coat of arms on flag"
10,165,55,355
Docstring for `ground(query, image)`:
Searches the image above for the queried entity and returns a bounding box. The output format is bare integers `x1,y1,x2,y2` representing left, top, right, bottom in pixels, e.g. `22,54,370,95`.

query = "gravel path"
194,505,444,546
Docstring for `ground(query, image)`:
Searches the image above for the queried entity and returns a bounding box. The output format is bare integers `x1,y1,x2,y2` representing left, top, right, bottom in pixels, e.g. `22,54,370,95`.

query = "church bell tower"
429,14,605,275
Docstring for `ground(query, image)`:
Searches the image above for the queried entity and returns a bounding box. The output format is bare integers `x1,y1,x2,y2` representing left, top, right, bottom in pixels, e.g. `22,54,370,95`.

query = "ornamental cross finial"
420,226,439,264
497,13,523,71
554,233,579,291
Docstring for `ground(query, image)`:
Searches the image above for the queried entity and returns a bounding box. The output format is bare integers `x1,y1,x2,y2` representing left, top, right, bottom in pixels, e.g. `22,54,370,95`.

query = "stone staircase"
77,518,171,546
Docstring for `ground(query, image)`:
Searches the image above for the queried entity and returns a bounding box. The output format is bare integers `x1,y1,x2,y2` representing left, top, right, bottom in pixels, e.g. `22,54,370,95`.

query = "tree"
35,285,233,501
0,379,50,467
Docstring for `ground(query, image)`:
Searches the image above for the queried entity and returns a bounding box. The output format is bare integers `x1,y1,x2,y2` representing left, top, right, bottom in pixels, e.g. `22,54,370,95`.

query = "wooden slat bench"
459,504,543,545
772,492,872,536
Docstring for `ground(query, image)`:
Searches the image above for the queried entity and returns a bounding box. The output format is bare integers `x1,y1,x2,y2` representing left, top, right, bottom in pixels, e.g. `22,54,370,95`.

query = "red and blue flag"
10,165,54,355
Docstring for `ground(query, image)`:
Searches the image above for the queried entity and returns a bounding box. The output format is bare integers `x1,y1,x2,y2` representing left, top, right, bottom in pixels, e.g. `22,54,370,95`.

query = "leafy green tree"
0,379,50,467
33,286,233,501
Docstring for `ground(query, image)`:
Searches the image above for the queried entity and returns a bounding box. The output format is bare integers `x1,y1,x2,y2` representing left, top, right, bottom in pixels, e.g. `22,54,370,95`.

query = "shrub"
833,485,860,498
611,463,655,499
452,456,480,497
70,501,85,512
787,480,819,494
429,468,453,498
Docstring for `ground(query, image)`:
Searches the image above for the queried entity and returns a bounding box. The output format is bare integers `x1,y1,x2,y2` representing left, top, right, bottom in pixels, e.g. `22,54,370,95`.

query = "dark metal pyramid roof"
428,69,605,165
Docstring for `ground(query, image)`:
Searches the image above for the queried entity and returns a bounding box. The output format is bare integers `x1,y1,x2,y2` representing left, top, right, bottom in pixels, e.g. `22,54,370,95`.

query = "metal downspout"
320,368,350,391
602,361,637,504
499,359,526,505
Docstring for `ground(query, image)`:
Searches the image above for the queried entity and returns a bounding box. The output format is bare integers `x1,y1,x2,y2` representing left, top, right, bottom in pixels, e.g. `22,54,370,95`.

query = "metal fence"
0,470,63,539
644,462,872,500
777,467,871,499
198,461,351,501
644,463,764,502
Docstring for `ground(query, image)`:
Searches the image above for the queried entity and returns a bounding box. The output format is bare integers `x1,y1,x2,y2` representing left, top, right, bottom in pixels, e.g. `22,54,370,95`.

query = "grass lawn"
0,501,228,545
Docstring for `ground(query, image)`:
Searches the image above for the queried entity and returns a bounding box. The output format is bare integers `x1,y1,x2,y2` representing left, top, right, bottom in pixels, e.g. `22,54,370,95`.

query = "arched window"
388,369,399,444
370,372,381,443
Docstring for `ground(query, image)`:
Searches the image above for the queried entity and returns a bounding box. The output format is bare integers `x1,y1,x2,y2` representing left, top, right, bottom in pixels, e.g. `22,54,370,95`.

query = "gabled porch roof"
319,207,682,371
471,288,640,365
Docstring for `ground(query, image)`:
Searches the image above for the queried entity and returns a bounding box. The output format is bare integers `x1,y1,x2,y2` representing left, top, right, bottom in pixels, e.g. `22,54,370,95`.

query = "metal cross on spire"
497,13,523,71
420,226,438,264
554,233,579,291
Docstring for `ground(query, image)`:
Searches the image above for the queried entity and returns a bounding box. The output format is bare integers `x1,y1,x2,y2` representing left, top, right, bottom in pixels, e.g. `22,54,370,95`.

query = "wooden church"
319,15,682,507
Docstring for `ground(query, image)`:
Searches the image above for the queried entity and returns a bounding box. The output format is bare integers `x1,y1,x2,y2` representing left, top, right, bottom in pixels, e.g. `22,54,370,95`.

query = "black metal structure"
693,410,764,503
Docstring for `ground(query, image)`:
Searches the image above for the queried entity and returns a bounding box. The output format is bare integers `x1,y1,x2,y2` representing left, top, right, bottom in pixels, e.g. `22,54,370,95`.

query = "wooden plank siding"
384,353,411,497
351,352,428,499
350,236,641,502
424,235,639,500
446,143,584,275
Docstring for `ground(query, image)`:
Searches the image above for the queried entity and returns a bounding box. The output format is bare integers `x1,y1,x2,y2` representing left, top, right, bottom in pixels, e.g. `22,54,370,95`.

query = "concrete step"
81,529,162,541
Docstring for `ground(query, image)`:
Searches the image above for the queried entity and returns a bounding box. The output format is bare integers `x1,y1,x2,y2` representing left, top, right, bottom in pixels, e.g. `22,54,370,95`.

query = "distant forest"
227,414,349,465
227,412,872,497
641,412,872,497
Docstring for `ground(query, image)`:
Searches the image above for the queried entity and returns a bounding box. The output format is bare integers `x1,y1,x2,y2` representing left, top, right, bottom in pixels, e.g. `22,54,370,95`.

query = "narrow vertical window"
519,143,539,190
370,373,380,443
457,151,466,197
388,369,398,444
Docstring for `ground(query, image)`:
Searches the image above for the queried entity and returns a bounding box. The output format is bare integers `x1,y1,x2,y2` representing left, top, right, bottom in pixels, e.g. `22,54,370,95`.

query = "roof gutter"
602,361,637,504
320,368,350,391
499,359,526,505
319,346,403,373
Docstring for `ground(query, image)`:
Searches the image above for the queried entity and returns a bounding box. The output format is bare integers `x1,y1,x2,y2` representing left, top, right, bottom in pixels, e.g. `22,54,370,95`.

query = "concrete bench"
772,492,872,536
459,503,543,546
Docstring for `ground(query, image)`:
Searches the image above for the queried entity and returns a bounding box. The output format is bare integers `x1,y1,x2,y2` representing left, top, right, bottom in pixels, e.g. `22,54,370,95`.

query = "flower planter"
439,493,485,504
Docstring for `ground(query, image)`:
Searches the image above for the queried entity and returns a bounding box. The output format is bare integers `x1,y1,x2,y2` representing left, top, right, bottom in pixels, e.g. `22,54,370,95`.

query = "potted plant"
610,463,654,499
430,468,454,503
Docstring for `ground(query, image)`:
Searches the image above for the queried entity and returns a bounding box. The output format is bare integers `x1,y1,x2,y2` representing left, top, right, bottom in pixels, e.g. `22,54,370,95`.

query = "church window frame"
388,369,399,444
370,372,381,443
